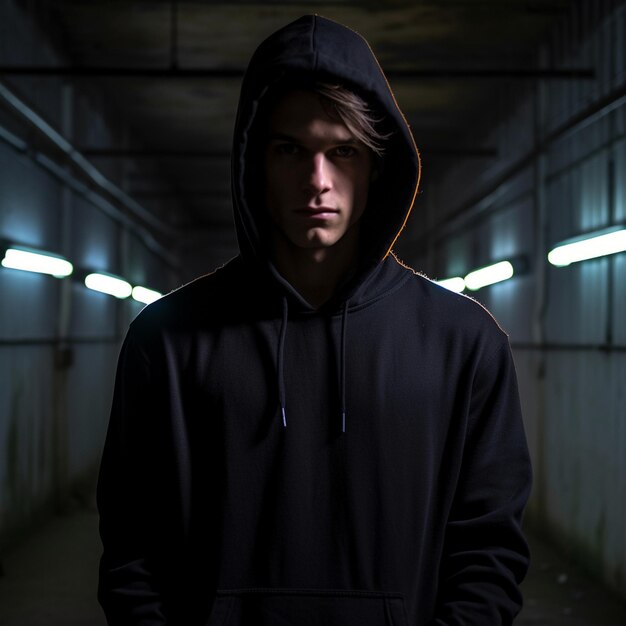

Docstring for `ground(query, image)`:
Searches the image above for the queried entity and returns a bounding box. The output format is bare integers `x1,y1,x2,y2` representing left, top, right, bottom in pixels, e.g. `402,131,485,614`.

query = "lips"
294,207,339,218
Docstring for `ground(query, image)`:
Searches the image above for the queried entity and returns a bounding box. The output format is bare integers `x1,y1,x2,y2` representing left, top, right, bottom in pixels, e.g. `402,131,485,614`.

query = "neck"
271,231,360,308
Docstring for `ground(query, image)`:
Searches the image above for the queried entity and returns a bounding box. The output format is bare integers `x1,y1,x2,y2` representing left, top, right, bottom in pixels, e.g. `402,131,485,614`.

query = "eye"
333,145,358,158
274,143,301,156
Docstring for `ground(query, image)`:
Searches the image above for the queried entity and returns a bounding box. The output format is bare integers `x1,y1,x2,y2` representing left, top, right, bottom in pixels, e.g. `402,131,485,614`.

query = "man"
98,15,532,625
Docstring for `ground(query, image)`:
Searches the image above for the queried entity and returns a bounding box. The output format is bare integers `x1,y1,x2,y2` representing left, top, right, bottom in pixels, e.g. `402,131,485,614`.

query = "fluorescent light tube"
436,277,466,293
1,246,73,277
132,285,162,304
548,227,626,267
84,272,132,298
464,260,514,291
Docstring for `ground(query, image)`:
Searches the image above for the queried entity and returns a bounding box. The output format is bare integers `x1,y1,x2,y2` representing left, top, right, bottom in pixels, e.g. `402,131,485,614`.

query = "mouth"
294,207,339,218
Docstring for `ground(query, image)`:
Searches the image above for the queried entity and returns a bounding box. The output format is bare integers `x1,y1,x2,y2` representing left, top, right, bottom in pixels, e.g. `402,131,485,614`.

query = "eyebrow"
267,132,299,142
267,132,358,144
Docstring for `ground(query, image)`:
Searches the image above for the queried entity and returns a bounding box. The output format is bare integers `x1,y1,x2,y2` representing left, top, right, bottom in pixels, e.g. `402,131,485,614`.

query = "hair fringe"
314,83,392,157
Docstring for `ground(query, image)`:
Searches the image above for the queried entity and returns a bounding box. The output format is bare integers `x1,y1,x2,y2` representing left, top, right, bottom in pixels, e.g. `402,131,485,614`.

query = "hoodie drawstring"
277,296,288,427
340,301,349,433
276,297,350,433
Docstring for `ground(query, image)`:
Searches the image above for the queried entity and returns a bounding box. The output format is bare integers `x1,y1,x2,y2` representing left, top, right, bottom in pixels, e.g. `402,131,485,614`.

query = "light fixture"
84,272,132,298
1,244,73,278
132,285,162,304
436,276,466,293
464,260,515,291
548,226,626,267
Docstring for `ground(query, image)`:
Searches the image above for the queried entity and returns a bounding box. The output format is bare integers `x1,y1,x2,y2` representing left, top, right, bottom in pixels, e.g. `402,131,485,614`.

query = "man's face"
264,90,373,254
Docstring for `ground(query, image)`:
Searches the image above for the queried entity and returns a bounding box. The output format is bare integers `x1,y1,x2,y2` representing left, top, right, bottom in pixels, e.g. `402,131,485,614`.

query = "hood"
231,14,421,305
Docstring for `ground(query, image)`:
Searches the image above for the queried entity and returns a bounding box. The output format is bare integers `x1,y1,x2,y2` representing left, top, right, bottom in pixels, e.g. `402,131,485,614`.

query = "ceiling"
9,0,584,279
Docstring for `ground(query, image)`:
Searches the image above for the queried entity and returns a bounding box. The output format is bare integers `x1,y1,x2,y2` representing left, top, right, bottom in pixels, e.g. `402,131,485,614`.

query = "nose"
302,153,331,195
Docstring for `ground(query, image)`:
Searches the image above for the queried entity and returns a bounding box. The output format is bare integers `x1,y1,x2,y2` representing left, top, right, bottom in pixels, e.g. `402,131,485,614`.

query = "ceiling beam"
81,148,230,159
0,66,595,80
421,147,498,158
131,190,225,198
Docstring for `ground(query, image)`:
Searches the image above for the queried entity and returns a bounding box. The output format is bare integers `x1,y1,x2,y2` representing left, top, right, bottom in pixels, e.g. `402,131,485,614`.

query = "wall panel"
405,0,626,600
0,0,178,549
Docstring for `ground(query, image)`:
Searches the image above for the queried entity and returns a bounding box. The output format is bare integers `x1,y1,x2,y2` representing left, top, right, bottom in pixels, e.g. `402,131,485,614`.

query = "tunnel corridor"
2,0,626,623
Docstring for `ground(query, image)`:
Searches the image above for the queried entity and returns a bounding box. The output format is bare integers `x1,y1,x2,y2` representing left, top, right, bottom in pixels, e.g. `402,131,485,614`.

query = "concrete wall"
401,0,626,599
0,0,179,549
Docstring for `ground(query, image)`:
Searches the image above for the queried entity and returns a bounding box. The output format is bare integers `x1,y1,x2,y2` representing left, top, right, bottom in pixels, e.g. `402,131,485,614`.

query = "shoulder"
128,256,247,339
390,254,510,346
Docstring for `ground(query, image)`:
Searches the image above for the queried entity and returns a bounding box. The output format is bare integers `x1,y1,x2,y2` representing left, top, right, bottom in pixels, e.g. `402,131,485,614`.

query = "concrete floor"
1,504,625,625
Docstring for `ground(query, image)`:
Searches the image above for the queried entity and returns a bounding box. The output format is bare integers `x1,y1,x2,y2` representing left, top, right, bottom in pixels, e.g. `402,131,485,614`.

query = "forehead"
267,89,354,141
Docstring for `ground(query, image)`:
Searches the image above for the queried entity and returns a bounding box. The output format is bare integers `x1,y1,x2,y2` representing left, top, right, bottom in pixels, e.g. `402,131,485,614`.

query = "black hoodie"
97,15,531,626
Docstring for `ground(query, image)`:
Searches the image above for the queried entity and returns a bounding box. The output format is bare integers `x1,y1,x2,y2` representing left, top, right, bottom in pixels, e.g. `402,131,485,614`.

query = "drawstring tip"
281,406,287,428
342,411,346,433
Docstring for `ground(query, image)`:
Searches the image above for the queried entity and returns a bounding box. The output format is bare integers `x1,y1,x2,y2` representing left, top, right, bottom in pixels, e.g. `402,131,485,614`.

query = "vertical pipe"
531,44,549,526
52,82,74,512
118,224,132,334
606,157,615,345
605,3,617,348
170,0,179,70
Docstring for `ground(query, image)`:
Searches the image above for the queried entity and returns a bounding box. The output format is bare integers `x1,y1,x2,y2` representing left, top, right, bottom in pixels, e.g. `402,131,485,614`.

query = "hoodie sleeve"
97,327,170,625
432,331,532,625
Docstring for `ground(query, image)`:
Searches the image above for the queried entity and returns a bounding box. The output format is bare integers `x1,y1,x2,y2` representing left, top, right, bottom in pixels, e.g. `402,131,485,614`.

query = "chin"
302,234,341,249
287,227,338,249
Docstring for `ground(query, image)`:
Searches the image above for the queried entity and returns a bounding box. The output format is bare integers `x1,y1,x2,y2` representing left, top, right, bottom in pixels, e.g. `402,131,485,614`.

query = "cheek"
344,156,373,202
264,162,283,206
265,159,299,198
350,170,372,205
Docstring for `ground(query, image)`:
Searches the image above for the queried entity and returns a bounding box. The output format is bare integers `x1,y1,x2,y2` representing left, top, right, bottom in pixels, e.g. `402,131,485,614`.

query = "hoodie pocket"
206,588,408,626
